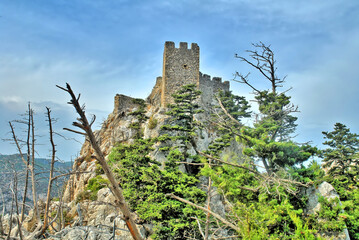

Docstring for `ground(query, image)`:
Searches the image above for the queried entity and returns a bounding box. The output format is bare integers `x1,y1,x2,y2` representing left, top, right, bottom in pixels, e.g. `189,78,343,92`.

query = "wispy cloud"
0,53,160,112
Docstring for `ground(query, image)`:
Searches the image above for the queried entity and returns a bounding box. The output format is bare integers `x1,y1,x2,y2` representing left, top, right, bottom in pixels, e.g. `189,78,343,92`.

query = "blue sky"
1,0,359,161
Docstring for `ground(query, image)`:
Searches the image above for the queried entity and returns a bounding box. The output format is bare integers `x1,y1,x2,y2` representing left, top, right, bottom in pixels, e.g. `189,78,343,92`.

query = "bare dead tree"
8,104,42,236
57,83,143,240
6,194,15,240
10,171,23,240
39,107,56,235
234,42,284,95
8,122,29,218
29,108,40,224
20,103,31,222
234,42,298,143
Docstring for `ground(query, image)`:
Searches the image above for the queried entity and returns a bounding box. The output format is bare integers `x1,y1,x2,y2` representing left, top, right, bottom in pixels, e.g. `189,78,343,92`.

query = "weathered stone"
304,182,350,240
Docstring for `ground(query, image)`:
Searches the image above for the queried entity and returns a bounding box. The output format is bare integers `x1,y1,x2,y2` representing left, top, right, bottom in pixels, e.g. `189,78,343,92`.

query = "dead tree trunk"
57,83,143,240
11,171,23,240
6,195,15,240
20,104,32,222
40,107,56,234
30,108,40,222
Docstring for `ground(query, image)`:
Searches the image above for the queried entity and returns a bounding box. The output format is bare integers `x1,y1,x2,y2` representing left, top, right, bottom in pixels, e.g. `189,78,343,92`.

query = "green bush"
108,139,206,239
95,163,104,175
86,175,110,201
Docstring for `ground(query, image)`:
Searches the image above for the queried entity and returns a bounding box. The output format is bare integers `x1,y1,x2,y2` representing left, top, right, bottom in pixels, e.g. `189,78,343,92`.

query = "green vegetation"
75,175,109,202
148,115,158,129
108,139,206,239
320,123,359,238
103,79,359,239
161,84,203,145
129,98,148,138
108,86,207,239
86,175,110,200
84,44,359,239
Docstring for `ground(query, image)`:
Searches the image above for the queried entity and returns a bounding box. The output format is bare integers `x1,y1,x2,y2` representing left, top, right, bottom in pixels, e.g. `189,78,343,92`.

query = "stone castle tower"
147,41,230,107
161,42,200,106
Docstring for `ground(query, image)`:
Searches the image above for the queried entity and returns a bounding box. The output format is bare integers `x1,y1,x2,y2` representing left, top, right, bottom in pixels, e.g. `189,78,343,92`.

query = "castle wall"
199,72,230,107
161,41,200,107
114,94,139,114
147,76,162,106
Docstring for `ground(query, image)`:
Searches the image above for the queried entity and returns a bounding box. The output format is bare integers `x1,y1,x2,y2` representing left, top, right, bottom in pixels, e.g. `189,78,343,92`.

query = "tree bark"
30,108,40,222
20,104,31,222
40,107,56,234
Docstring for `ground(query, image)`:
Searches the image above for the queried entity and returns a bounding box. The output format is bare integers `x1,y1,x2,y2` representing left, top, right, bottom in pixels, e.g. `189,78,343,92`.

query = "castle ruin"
147,41,230,107
114,41,230,112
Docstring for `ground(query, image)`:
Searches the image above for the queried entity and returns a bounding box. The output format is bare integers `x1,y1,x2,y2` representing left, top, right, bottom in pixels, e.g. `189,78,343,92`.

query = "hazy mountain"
0,154,72,213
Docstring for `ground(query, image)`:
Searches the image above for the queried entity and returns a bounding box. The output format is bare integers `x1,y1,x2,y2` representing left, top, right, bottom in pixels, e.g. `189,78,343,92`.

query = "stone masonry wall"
199,72,230,108
114,94,139,114
147,77,162,107
161,41,200,107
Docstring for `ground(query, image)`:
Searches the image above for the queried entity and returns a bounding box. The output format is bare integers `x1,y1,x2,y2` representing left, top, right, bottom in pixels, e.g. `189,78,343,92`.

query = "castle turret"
161,41,200,107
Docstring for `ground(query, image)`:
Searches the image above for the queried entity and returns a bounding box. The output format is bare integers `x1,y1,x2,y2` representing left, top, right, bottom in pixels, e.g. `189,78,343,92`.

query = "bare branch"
167,193,240,232
63,128,87,136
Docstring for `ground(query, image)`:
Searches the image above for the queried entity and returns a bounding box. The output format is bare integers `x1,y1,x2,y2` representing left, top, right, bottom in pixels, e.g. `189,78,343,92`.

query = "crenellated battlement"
164,41,199,51
199,72,230,92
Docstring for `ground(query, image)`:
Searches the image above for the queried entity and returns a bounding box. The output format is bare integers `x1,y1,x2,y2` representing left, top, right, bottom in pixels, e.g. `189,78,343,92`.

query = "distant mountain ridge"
0,154,72,213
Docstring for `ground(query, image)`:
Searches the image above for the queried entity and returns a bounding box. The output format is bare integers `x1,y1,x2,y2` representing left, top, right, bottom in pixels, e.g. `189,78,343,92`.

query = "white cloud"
0,53,159,113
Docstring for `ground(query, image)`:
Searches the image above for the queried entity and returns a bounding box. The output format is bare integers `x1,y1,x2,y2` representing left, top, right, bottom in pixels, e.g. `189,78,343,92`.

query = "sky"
1,0,359,161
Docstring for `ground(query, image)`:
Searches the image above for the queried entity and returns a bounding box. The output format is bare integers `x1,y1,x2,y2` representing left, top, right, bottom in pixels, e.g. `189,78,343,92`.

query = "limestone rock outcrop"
304,182,351,240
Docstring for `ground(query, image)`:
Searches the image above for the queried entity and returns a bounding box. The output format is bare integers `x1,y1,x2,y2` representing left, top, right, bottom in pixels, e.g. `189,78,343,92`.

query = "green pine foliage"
108,138,206,239
129,98,148,138
206,90,251,157
217,90,251,121
199,43,324,238
160,84,204,174
75,175,110,202
161,84,203,144
322,123,359,183
320,123,359,239
201,158,319,239
288,160,325,187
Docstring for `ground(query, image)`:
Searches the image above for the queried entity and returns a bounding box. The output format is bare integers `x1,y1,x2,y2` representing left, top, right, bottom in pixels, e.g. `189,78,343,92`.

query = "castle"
115,41,230,112
147,41,230,107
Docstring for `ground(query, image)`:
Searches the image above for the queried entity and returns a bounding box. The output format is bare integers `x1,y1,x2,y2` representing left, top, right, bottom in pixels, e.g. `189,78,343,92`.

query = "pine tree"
322,122,359,182
234,43,315,174
161,84,202,143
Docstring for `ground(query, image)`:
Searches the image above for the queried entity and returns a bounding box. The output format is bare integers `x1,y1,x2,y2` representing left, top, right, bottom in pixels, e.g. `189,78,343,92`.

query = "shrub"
148,115,158,129
86,175,110,201
108,139,206,239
